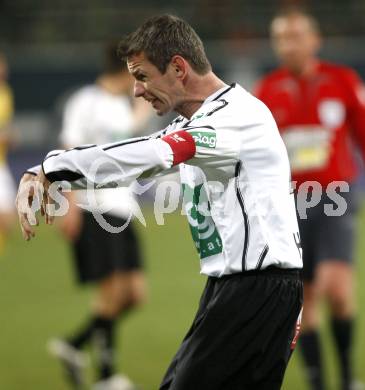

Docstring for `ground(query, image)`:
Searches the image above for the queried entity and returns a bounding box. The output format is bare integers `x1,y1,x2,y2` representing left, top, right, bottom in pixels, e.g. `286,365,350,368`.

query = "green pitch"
0,206,364,390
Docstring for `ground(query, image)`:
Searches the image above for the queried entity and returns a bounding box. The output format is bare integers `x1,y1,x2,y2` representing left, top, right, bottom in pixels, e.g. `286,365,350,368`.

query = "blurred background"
1,0,365,389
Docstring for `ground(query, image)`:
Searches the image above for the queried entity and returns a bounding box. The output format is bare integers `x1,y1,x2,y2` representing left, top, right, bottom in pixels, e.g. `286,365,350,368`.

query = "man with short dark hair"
255,8,365,390
17,15,303,390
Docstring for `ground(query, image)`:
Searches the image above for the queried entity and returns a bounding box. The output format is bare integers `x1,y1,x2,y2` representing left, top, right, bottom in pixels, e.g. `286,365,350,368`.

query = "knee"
94,290,123,318
326,286,354,317
96,272,147,317
129,271,147,305
320,268,354,317
316,262,355,318
112,274,147,314
124,278,147,308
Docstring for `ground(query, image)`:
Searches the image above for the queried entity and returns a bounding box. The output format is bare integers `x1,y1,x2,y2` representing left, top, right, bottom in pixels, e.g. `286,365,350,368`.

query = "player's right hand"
16,170,57,240
15,173,41,241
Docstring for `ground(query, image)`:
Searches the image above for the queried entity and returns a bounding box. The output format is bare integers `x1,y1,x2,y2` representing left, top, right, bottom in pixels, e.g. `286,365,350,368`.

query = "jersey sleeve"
41,133,195,189
25,165,42,176
33,87,276,188
342,69,365,161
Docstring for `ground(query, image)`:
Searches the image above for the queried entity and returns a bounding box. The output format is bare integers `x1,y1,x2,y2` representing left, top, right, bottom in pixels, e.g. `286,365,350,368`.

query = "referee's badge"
318,99,345,129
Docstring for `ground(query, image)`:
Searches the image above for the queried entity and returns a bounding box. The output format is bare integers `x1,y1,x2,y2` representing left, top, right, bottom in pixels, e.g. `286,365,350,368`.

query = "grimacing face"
127,52,184,116
270,14,321,73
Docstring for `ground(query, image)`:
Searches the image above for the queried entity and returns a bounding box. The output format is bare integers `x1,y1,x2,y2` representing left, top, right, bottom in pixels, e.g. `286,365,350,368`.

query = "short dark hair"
118,14,211,75
104,41,128,74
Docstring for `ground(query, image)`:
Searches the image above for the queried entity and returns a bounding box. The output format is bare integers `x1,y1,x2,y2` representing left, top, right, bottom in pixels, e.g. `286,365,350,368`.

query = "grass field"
0,205,365,390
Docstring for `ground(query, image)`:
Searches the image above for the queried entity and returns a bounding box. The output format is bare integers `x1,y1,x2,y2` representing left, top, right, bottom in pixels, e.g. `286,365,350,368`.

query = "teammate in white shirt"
16,15,303,390
48,44,149,390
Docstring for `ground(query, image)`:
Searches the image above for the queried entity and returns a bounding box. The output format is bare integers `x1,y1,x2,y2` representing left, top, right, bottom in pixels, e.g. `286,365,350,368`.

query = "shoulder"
198,83,245,115
254,68,289,99
190,84,272,132
319,61,363,86
229,83,270,113
256,68,288,88
319,61,354,75
186,85,239,128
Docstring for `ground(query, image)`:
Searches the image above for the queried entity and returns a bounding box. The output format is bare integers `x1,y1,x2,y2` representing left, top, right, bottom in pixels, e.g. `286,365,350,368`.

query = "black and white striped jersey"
32,83,302,276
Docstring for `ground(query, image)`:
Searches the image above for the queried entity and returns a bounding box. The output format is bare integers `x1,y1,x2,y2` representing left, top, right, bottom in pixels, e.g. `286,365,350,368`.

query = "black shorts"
160,267,303,390
72,211,143,284
296,187,359,281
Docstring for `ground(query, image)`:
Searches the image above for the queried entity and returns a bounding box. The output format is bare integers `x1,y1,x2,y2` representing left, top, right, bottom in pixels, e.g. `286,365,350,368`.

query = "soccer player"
48,44,149,390
0,52,15,253
16,15,303,390
255,8,365,390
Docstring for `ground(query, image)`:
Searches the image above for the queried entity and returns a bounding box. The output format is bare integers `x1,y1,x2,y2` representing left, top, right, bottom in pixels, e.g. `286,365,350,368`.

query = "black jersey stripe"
170,116,184,125
71,144,97,151
212,83,236,101
235,161,250,271
158,128,168,138
43,137,151,183
155,128,170,139
44,169,84,183
183,125,216,131
44,152,62,161
206,99,228,116
24,170,37,176
103,137,150,151
256,244,269,270
45,145,97,162
293,232,302,259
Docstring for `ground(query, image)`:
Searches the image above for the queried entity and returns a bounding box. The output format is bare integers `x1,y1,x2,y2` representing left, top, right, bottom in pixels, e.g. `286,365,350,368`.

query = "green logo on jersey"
183,183,223,259
191,113,205,120
189,131,217,148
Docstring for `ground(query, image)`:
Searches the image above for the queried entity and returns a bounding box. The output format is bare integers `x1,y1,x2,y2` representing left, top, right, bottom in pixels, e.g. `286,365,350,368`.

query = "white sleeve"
25,165,42,176
42,137,176,189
